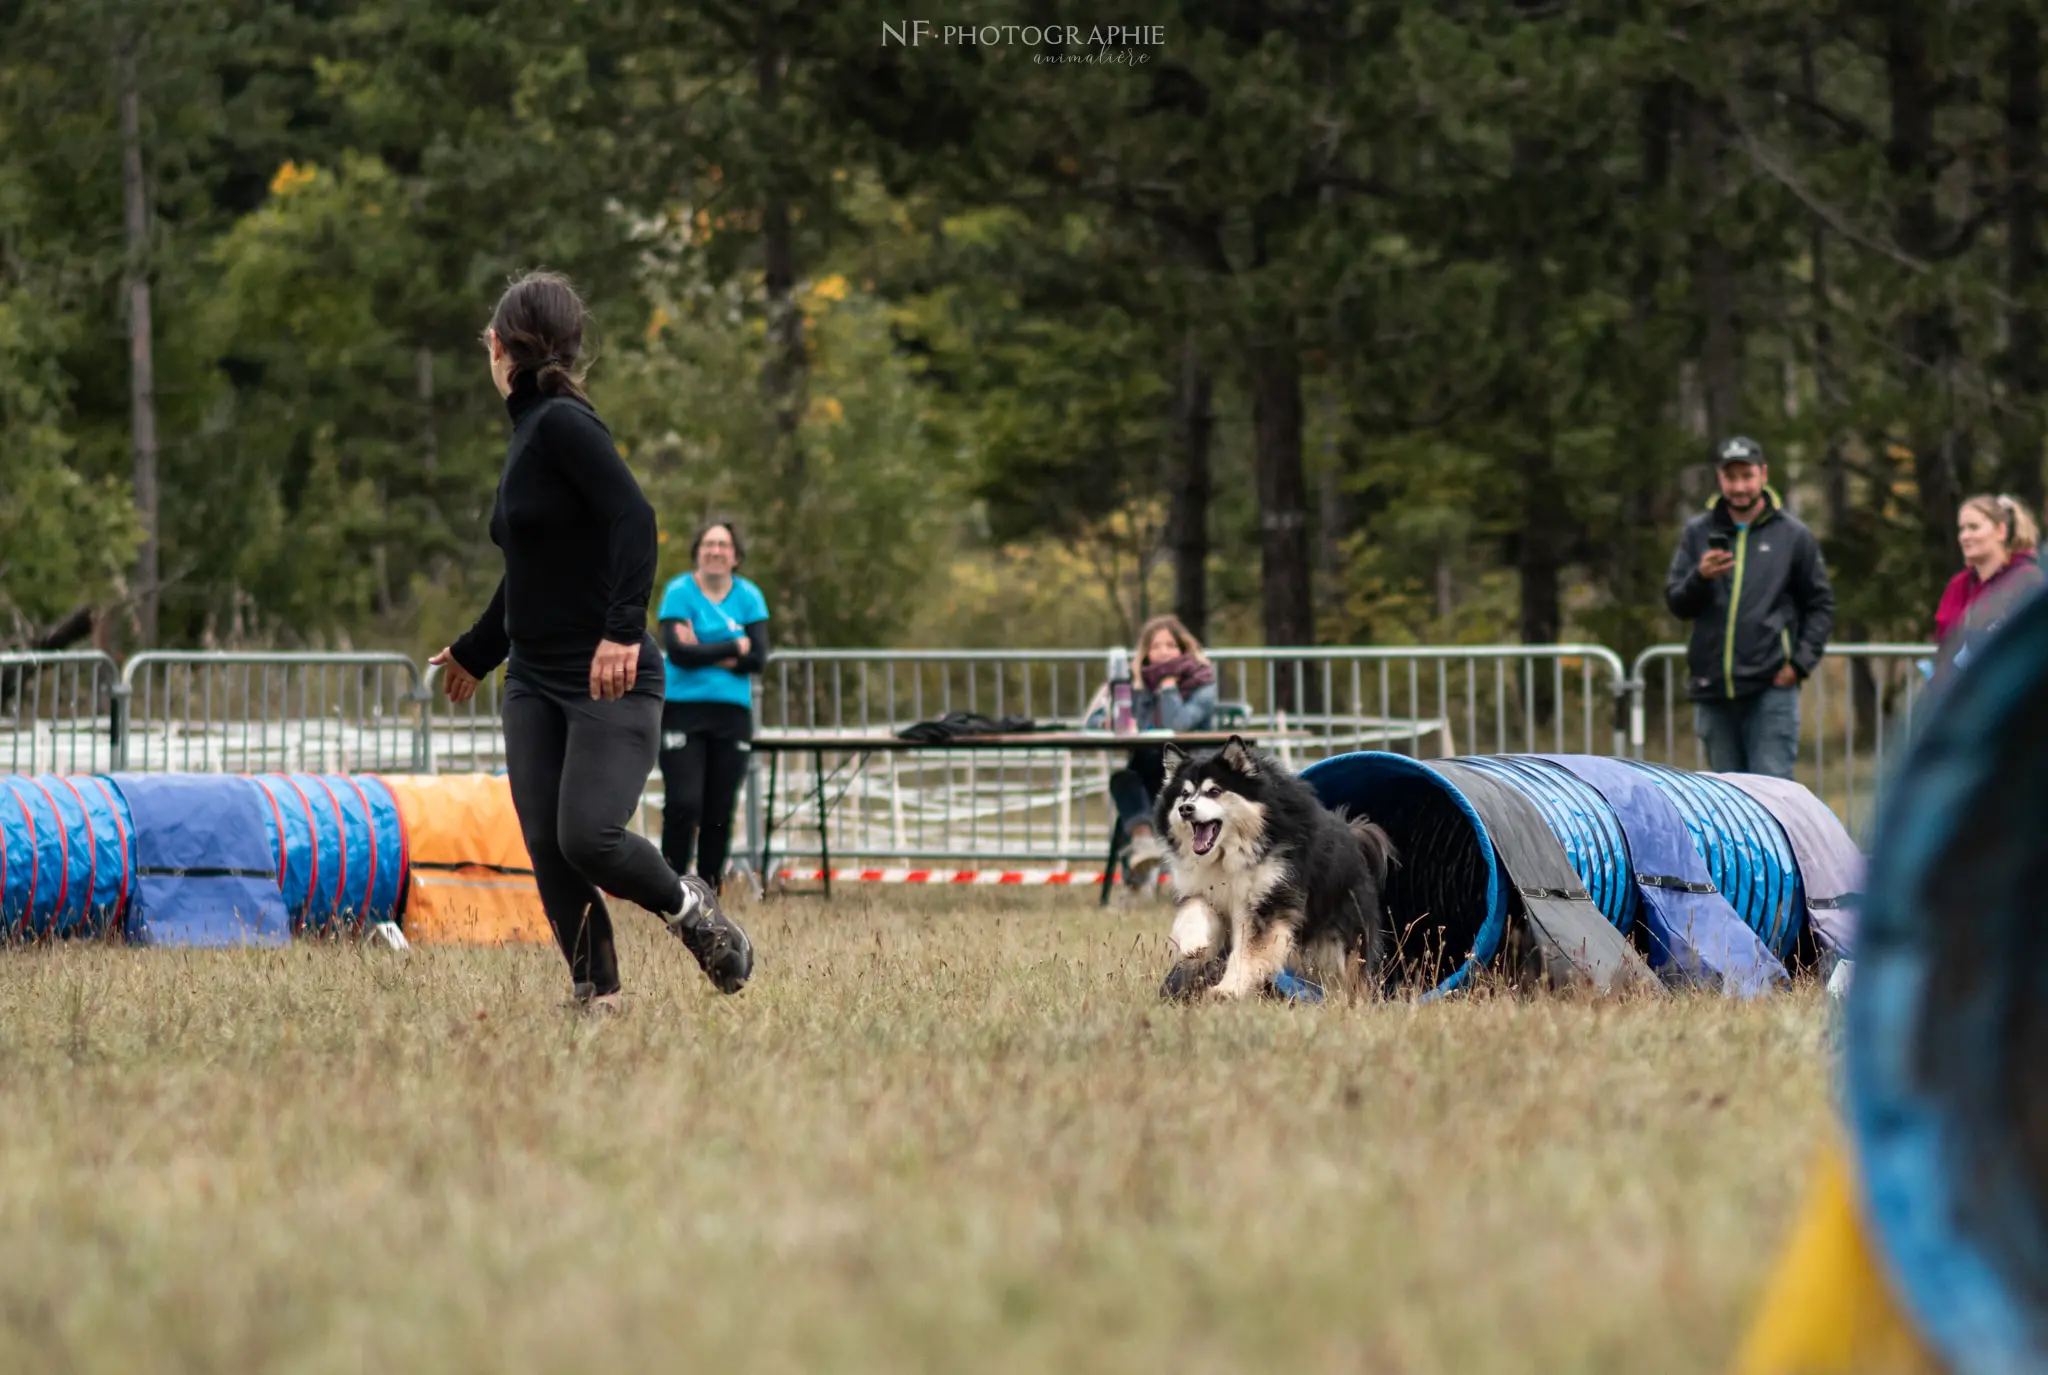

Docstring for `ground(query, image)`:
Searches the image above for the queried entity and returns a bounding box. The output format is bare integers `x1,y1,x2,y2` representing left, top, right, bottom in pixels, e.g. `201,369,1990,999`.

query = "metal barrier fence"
415,661,672,843
0,640,1922,865
118,652,425,774
418,661,509,776
758,645,1629,870
0,651,122,774
1630,643,1933,839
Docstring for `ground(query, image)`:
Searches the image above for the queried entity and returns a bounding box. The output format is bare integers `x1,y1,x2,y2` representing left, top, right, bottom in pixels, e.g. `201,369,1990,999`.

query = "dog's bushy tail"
1346,815,1399,886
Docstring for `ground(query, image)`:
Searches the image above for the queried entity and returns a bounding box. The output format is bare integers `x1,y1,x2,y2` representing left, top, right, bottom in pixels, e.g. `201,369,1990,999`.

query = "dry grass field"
0,888,1831,1374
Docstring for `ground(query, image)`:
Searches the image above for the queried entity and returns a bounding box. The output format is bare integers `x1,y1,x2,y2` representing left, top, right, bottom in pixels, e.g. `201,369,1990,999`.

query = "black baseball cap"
1718,435,1765,467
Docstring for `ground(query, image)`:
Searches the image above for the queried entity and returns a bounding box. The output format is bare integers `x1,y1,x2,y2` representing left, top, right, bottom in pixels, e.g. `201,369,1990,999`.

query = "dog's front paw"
1158,955,1224,1004
1209,967,1259,1001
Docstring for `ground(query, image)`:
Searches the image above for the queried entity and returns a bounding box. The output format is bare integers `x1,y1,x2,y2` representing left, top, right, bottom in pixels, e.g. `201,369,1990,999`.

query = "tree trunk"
1813,215,1850,532
1249,325,1314,713
758,35,806,488
1250,332,1313,647
1611,80,1674,657
2004,3,2046,508
1686,91,1743,445
118,39,159,648
1807,203,1878,738
1166,332,1212,639
1813,159,1876,741
417,344,438,479
1886,8,1963,593
1316,389,1346,586
1517,444,1566,647
1505,134,1566,663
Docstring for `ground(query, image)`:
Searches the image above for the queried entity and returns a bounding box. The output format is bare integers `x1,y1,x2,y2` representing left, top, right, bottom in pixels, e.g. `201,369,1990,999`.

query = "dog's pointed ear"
1161,742,1190,777
1220,734,1258,776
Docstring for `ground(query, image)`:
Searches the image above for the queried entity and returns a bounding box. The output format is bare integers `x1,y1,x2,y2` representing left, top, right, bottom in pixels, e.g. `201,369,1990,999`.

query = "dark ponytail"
489,270,590,400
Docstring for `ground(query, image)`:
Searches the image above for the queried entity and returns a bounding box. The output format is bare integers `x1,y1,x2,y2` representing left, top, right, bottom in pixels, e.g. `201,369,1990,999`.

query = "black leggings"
659,702,752,891
1109,747,1169,831
502,666,681,996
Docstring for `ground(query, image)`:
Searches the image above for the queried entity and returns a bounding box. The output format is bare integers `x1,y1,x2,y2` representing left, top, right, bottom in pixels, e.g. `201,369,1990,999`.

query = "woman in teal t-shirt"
657,520,770,893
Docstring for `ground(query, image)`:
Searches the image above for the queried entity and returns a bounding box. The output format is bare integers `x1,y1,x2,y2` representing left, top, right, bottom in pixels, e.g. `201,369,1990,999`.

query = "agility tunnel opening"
1298,752,1506,997
1840,585,2048,1371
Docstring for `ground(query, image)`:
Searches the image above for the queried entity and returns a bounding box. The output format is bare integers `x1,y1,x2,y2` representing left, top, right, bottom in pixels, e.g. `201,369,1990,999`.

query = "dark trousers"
658,702,753,891
503,664,681,996
1693,685,1801,779
1109,747,1168,832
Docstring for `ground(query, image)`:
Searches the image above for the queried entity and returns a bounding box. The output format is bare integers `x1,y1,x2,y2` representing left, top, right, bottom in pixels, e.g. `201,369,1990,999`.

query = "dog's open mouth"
1191,819,1222,855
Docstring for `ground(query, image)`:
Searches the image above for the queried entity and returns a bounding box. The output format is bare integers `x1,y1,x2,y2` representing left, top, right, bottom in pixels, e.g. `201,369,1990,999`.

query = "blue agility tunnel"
1428,759,1658,995
1845,585,2048,1372
0,774,134,939
1300,749,1806,999
1622,762,1805,963
1297,751,1507,998
106,774,291,947
248,773,407,935
1450,755,1638,932
1300,752,1659,998
1536,755,1789,997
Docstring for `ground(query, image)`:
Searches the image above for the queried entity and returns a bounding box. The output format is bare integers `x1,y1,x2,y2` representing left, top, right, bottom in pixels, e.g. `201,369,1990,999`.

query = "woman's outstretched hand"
589,639,640,700
429,647,479,704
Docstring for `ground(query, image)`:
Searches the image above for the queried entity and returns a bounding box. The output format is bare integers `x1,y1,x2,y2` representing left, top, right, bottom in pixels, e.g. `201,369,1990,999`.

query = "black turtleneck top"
448,373,659,687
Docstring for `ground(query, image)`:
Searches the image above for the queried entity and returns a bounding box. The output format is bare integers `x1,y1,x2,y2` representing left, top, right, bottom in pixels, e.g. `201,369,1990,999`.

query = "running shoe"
668,875,754,994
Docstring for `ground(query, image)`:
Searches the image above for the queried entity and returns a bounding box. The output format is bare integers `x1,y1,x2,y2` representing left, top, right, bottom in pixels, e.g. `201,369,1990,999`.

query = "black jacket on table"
1665,491,1835,703
449,373,659,687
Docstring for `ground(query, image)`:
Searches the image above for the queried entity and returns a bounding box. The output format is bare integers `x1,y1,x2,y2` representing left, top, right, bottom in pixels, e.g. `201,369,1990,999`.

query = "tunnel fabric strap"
1434,761,1660,997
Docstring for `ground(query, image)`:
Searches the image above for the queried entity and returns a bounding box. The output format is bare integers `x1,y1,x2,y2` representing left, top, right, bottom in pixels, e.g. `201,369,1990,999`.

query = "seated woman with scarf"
1084,615,1220,887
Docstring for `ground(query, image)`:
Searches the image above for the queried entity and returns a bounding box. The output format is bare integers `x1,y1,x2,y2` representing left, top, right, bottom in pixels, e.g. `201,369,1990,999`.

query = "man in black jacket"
1664,436,1835,779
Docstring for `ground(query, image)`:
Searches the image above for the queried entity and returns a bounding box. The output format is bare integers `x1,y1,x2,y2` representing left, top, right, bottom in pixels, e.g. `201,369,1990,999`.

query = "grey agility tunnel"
1299,750,1826,998
1843,580,2048,1371
1710,771,1860,962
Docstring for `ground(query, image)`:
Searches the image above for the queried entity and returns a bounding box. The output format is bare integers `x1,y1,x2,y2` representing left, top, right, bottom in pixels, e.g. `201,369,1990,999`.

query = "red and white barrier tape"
773,867,1168,886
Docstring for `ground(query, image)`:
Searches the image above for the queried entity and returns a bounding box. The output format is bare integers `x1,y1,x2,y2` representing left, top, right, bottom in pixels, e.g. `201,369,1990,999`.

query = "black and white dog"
1155,736,1398,1002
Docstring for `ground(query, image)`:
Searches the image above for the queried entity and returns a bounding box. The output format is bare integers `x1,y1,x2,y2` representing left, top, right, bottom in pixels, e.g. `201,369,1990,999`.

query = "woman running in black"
430,271,752,1008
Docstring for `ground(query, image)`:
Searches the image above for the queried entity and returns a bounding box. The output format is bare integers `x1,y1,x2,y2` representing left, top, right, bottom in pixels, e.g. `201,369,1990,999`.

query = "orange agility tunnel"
374,774,551,946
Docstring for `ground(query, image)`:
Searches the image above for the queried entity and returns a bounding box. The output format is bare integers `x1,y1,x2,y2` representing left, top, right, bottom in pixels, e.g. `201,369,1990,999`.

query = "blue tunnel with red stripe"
248,774,407,934
0,774,134,939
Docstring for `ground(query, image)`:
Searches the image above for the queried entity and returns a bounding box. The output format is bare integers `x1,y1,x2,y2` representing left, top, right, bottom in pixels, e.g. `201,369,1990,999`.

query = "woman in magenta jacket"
1934,493,2046,683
